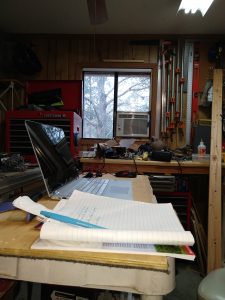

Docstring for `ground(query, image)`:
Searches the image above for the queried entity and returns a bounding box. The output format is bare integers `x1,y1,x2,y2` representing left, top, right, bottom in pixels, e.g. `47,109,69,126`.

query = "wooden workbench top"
0,176,168,272
81,157,219,175
80,157,211,167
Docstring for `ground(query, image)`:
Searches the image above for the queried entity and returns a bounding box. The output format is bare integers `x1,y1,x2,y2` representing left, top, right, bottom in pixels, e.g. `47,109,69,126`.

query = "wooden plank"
191,217,205,275
123,38,133,61
0,176,167,271
149,45,158,64
132,45,149,62
77,39,91,63
207,69,223,273
108,39,123,60
56,39,69,80
191,207,207,275
80,158,216,175
95,38,110,62
47,39,57,80
32,38,48,79
68,39,78,80
0,218,167,271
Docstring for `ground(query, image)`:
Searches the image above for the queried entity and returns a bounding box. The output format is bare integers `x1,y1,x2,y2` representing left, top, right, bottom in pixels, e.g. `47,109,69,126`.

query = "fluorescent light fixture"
178,0,214,16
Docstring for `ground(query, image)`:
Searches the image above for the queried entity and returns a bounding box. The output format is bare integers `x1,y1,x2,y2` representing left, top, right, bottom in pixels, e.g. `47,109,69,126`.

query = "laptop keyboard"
58,178,109,198
81,178,109,194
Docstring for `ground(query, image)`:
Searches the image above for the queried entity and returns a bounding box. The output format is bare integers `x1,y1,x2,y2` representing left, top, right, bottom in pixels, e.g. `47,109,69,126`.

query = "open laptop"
25,120,133,200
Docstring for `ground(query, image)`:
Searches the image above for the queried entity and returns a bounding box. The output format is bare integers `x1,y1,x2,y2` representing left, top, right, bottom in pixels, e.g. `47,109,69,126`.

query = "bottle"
198,139,206,156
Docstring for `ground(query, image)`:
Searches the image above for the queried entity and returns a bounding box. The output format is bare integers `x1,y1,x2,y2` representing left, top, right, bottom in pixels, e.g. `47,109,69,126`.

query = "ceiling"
0,0,225,35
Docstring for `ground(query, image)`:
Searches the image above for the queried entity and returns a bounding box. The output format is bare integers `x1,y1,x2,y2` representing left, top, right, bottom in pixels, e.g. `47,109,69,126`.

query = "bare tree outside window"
83,71,151,139
118,74,150,112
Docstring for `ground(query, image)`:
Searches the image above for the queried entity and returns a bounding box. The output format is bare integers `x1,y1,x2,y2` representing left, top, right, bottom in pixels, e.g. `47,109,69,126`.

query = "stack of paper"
13,190,195,260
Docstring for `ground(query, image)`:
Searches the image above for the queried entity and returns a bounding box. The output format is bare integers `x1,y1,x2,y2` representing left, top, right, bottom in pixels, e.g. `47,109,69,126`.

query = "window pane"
117,74,150,112
83,73,114,138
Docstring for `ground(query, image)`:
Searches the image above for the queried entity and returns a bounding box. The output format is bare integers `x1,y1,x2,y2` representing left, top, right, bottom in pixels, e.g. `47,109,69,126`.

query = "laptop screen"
25,120,78,195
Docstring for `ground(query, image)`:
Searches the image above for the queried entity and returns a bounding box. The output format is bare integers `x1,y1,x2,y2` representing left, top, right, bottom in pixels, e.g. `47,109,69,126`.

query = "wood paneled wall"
28,34,159,139
0,35,220,151
28,35,158,81
0,35,159,151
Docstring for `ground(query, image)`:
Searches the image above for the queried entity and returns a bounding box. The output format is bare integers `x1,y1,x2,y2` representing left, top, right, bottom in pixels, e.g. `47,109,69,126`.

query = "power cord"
132,156,138,175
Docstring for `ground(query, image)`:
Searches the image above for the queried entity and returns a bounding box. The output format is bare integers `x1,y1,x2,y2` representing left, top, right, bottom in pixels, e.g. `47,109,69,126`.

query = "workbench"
0,175,175,300
0,167,43,201
80,158,219,175
81,157,225,274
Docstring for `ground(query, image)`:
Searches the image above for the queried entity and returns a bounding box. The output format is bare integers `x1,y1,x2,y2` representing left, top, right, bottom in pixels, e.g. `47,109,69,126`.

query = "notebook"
13,191,195,260
25,120,132,200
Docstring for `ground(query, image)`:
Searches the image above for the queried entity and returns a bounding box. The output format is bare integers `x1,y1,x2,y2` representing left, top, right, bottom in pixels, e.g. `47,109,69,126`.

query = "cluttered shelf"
80,157,223,175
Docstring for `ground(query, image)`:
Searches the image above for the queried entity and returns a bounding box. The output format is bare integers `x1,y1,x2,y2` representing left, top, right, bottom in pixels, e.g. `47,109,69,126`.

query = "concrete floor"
164,260,203,300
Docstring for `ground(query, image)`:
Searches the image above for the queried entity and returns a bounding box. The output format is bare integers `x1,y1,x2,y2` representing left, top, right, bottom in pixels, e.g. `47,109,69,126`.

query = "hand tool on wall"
175,40,181,121
190,43,200,145
178,41,185,139
192,44,200,125
171,47,176,122
175,40,182,145
168,46,176,141
185,41,194,145
165,55,171,131
155,44,162,138
159,41,174,143
175,41,185,140
180,44,185,123
160,41,170,138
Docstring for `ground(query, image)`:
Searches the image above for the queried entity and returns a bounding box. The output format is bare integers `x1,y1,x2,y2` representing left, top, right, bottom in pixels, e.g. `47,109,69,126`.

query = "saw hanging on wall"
87,0,108,25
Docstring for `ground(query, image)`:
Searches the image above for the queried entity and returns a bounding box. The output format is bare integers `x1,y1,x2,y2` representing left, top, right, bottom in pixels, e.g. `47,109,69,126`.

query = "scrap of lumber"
207,69,223,273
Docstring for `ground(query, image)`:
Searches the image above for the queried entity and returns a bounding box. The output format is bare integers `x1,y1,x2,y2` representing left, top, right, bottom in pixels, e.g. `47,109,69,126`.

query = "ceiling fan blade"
87,0,108,25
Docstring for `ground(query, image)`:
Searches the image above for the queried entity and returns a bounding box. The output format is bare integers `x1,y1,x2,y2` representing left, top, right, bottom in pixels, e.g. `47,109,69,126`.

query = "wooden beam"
207,69,223,273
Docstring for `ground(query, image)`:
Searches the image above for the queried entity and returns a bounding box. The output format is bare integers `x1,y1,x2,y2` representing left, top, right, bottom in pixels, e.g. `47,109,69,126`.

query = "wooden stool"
198,268,225,300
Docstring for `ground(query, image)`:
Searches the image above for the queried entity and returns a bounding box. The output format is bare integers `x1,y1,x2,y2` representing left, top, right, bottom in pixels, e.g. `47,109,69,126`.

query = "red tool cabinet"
6,110,82,162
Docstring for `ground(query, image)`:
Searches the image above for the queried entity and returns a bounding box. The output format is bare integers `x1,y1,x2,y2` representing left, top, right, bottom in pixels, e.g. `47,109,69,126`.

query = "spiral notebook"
13,191,195,260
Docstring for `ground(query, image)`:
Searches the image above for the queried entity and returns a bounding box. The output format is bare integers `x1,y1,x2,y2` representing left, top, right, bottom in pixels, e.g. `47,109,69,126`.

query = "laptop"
25,120,133,200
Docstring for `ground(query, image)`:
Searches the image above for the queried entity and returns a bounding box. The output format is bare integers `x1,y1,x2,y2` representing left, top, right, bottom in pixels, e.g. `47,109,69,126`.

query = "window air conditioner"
116,112,150,137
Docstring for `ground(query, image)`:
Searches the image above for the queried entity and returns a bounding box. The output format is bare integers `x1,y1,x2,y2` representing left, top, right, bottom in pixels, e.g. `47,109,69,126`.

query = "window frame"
82,67,156,140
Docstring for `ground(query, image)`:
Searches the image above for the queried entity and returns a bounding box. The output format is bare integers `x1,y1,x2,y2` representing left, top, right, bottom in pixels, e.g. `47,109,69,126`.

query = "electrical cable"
132,156,138,175
99,153,106,174
173,155,183,175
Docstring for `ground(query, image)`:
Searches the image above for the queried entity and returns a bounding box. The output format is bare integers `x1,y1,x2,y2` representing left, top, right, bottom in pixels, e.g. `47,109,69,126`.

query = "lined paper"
40,190,194,246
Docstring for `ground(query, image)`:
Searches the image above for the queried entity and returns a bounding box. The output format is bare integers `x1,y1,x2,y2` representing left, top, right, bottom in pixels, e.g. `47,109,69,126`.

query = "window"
83,69,151,139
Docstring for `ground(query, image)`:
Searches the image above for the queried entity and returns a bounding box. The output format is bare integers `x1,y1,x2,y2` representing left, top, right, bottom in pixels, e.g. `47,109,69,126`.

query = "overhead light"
178,0,214,16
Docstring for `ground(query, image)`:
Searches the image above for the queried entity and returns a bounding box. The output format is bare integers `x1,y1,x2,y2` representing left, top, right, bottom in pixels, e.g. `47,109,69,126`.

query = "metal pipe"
170,48,176,124
180,42,184,121
185,41,194,145
155,49,162,138
175,41,180,115
166,61,171,129
161,43,167,134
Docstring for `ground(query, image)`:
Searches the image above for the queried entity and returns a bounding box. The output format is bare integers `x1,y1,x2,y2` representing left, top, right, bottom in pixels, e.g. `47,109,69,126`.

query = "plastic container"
198,139,206,156
192,154,210,161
